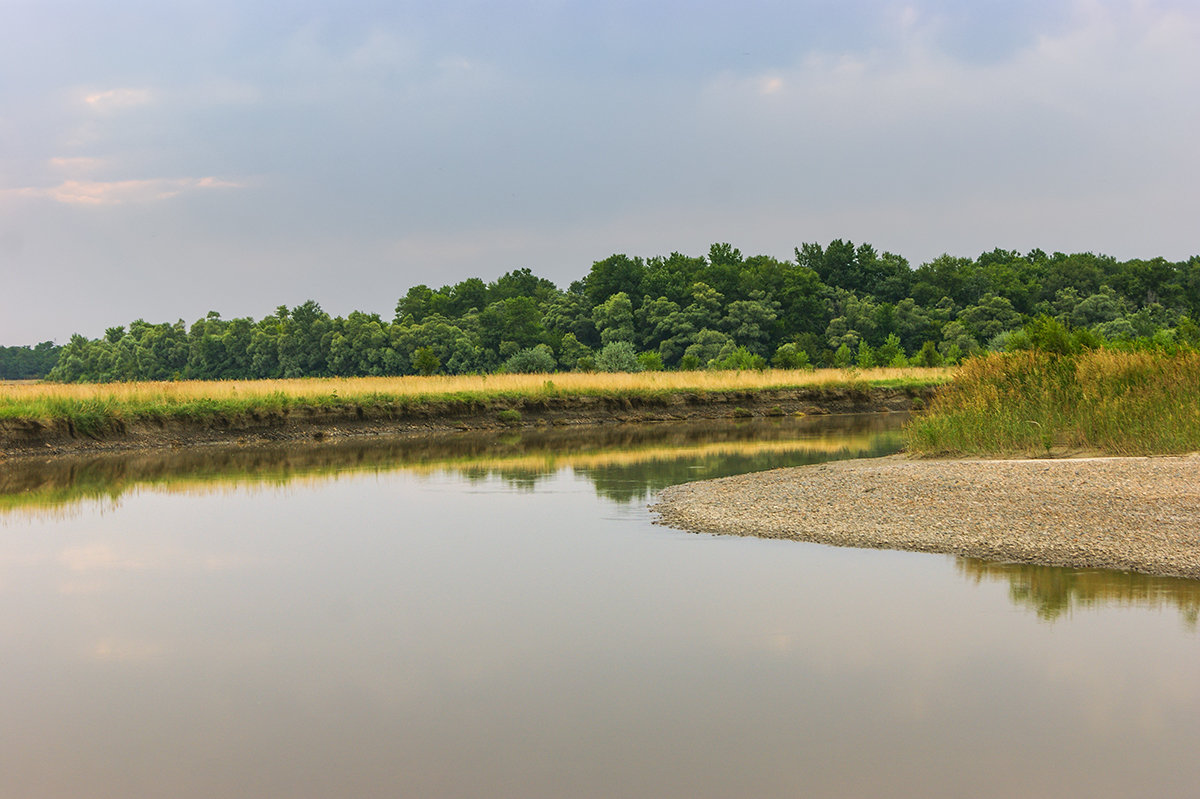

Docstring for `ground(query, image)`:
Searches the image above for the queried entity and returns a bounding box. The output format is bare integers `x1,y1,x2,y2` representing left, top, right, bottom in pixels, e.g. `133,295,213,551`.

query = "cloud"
48,156,107,172
83,87,153,111
6,176,246,205
698,0,1200,199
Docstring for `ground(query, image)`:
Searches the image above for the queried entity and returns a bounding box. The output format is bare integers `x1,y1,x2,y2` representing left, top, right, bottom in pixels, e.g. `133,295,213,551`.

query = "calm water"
1,415,1198,798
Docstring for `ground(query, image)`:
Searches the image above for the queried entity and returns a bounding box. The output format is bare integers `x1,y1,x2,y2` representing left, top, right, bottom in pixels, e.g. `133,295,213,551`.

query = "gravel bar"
651,454,1200,580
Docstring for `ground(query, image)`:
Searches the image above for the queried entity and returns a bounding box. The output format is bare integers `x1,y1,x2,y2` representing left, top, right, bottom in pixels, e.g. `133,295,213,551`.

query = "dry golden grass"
2,366,950,408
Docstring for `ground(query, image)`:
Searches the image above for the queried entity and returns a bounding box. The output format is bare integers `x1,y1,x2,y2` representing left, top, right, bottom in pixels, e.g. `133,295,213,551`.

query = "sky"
2,0,1198,344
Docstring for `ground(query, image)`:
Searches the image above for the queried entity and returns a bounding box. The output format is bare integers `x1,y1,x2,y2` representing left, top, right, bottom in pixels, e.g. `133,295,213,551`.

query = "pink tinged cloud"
83,87,153,110
7,177,246,205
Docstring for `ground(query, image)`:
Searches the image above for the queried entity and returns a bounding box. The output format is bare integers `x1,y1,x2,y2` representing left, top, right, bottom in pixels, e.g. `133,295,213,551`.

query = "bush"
636,351,664,371
502,344,557,373
596,341,642,373
771,342,811,370
497,408,522,425
1024,315,1074,354
711,345,767,371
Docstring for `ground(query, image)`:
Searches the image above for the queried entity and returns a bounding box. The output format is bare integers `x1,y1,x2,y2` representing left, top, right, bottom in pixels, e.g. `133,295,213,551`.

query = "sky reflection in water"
0,414,1197,798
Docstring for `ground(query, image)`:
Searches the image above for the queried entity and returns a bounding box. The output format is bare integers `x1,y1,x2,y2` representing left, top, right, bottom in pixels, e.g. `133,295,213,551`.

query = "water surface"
1,414,1197,798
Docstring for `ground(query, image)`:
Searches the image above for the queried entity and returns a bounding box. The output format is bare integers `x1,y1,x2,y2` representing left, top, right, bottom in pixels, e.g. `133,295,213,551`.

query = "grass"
905,349,1200,456
0,367,950,430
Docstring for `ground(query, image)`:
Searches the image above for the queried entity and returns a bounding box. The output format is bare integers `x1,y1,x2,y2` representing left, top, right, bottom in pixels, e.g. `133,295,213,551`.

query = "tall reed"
905,350,1200,456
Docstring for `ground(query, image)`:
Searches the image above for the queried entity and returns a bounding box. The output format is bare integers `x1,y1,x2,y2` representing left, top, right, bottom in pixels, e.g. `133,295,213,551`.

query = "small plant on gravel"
497,409,522,425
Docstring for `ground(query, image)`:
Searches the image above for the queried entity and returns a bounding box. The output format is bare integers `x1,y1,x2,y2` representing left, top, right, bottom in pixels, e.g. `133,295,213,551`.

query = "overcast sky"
2,0,1198,343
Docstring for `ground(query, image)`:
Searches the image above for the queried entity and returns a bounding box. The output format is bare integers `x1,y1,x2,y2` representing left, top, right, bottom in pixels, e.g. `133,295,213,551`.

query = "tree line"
0,341,61,380
20,241,1200,382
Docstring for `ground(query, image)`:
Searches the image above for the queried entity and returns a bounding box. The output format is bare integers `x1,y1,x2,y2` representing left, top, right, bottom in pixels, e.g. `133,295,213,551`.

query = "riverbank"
652,454,1200,580
0,377,937,458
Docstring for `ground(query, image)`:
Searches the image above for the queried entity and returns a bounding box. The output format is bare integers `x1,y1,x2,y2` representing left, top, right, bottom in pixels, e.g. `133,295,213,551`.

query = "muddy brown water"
1,414,1197,798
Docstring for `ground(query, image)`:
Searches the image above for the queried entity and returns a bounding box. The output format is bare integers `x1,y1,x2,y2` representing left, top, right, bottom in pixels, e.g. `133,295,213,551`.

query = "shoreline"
0,385,930,459
651,454,1200,581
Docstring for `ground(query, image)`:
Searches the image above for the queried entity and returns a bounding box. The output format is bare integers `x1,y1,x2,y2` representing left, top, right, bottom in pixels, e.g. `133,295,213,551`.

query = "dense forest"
0,342,61,380
10,241,1200,382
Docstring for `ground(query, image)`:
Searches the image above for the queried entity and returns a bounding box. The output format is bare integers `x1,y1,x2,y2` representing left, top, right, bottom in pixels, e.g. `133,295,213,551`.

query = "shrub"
502,344,557,373
771,342,811,370
711,345,767,371
636,351,664,371
596,341,642,373
1024,315,1073,354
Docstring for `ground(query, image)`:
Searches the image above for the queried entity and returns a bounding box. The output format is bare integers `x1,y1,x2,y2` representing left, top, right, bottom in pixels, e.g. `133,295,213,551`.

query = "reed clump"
905,349,1200,456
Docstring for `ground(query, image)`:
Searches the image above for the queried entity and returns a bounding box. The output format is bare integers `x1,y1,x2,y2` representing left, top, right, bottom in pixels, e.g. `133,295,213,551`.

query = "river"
1,414,1197,798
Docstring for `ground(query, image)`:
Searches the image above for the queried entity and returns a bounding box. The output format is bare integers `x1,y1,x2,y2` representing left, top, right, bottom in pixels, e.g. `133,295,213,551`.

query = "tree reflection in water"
957,558,1200,627
0,414,904,516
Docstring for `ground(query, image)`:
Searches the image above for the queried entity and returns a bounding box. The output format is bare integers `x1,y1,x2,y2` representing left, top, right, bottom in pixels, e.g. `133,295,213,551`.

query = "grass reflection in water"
0,415,903,516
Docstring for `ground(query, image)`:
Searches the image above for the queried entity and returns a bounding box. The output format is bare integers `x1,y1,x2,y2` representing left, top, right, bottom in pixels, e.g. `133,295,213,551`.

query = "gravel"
651,454,1200,580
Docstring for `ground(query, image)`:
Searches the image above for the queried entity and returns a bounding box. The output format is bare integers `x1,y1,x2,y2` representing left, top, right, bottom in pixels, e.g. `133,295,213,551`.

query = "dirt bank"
0,385,931,458
652,454,1200,580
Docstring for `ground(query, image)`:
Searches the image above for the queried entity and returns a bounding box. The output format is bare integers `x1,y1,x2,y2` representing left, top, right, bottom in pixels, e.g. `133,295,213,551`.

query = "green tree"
722,294,780,355
558,333,593,370
592,292,635,346
957,293,1021,343
912,341,943,367
412,346,441,375
855,340,876,368
584,254,646,306
876,333,905,367
683,329,732,367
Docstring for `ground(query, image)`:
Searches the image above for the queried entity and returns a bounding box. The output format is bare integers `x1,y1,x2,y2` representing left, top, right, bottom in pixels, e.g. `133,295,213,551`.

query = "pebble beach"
651,454,1200,580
